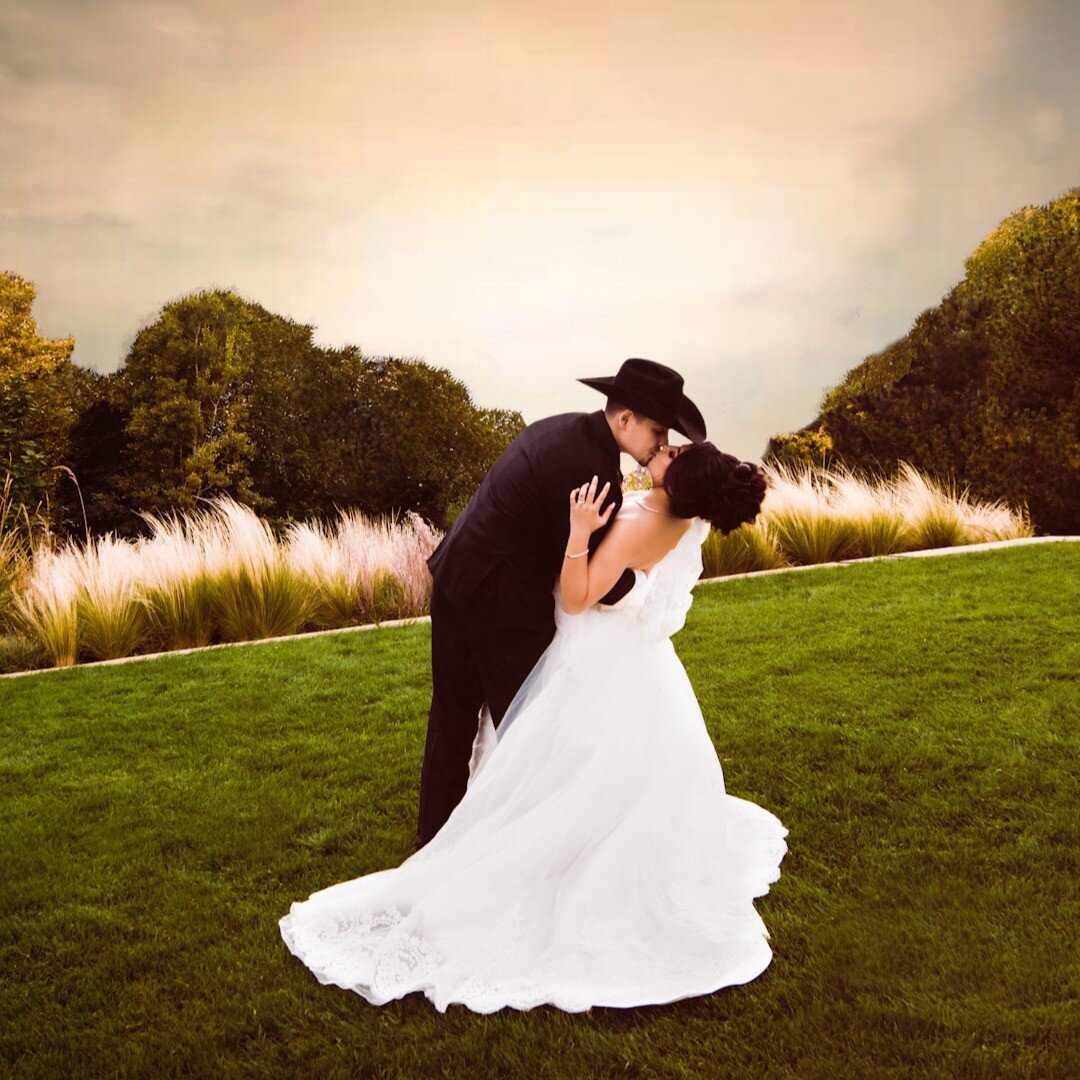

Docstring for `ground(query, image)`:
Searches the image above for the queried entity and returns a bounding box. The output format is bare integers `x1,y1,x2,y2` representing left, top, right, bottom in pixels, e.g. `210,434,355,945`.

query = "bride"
279,442,789,1014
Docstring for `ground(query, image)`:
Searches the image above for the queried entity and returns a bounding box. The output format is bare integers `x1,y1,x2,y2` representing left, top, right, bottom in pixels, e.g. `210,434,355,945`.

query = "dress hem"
279,911,776,1015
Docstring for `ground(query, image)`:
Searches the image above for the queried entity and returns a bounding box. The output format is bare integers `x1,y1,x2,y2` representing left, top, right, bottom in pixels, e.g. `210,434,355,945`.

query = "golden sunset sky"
2,0,1077,456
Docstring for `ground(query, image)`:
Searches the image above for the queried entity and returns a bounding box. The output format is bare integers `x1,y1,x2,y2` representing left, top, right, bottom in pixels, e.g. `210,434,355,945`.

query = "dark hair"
660,441,768,535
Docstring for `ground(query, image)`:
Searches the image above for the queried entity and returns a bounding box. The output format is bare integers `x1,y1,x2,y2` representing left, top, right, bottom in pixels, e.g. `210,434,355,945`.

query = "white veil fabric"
280,498,789,1014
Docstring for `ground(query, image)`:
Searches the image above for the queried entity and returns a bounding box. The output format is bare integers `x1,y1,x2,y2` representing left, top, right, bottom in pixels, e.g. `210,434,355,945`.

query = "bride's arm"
560,478,646,616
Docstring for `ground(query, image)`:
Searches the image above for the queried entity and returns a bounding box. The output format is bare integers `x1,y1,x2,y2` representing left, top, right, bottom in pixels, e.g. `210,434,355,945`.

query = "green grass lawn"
1,545,1077,1078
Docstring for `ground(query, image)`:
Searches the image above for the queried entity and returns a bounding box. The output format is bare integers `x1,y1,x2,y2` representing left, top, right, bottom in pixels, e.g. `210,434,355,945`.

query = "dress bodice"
553,491,711,643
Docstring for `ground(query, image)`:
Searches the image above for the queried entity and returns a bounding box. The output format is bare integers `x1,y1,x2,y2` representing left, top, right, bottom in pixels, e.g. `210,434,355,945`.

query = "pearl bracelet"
564,548,589,559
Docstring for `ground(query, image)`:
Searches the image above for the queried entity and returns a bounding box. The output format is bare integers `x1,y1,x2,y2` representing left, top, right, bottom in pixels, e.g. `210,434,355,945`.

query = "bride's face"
647,443,684,487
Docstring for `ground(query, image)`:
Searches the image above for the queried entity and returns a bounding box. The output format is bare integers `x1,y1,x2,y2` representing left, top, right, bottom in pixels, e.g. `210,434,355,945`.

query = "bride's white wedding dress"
279,492,789,1013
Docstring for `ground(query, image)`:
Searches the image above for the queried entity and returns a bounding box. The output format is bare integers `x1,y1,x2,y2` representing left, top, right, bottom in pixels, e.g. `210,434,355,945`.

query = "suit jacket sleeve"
596,566,637,606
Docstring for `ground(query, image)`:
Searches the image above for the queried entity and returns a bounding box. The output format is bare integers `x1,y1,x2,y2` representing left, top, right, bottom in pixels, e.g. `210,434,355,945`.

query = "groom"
416,358,707,848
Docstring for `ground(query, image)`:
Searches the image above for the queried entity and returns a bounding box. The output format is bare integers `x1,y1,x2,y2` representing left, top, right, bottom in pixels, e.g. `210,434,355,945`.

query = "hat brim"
578,376,707,443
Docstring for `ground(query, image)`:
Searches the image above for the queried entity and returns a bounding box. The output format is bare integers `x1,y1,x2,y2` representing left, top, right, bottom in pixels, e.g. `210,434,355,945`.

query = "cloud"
1,0,1075,459
837,0,1080,352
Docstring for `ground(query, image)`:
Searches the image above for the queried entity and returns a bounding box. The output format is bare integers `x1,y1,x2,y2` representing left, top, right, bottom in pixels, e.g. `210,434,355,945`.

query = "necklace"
639,494,663,515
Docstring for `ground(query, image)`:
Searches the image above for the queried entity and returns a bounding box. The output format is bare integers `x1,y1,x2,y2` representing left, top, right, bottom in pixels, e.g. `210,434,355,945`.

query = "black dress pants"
416,569,554,847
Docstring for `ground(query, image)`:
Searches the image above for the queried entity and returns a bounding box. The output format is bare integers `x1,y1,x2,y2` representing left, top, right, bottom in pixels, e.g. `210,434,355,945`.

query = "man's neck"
586,410,623,471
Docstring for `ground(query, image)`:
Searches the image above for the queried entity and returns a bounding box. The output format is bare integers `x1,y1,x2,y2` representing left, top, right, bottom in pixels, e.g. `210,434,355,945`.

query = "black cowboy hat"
578,357,707,443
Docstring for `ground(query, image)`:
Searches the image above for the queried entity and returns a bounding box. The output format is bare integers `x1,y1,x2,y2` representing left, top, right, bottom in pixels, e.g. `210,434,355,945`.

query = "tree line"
6,186,1076,544
766,187,1079,535
0,282,523,540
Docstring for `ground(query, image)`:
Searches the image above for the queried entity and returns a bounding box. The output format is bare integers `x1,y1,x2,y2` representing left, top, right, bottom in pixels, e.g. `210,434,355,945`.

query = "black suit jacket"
426,410,638,632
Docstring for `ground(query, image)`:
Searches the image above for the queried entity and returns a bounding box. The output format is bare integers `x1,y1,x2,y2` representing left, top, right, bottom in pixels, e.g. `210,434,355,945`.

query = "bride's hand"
569,475,615,535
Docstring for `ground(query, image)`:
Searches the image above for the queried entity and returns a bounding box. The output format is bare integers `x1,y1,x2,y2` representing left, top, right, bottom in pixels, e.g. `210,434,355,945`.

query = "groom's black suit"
417,409,638,845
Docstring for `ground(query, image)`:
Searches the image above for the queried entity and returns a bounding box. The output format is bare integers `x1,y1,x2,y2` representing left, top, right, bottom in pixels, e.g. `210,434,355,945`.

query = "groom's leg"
466,559,556,728
472,620,554,728
464,574,552,725
416,581,487,847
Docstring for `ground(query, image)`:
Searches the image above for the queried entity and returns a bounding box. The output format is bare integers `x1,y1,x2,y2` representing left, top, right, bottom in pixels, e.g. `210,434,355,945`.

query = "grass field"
1,544,1076,1078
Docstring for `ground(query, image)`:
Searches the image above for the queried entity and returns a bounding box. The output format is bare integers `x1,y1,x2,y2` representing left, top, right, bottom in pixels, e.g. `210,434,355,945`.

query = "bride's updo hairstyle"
659,442,768,535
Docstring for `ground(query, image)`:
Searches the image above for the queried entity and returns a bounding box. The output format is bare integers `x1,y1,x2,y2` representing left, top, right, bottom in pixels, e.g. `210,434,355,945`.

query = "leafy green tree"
64,367,135,536
103,289,522,531
962,192,1080,532
231,308,358,521
0,272,78,525
770,188,1080,533
763,424,834,468
355,357,524,527
113,289,266,517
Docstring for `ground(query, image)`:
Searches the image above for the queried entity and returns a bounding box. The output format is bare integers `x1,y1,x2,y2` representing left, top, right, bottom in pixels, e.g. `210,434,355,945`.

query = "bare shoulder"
596,506,653,552
602,501,694,570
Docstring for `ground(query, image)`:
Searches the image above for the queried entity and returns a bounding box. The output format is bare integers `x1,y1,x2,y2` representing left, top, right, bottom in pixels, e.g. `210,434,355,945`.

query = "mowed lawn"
1,544,1076,1078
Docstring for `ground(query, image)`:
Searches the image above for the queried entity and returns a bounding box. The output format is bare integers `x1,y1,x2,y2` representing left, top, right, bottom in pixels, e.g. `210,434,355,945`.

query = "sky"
2,0,1078,459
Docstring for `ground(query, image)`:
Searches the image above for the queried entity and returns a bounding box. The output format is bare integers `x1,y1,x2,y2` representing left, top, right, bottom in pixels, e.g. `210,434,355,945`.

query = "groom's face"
616,410,669,466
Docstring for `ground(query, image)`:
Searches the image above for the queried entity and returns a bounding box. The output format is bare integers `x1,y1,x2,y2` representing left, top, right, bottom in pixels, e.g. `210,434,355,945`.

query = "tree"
0,272,78,526
64,367,135,536
962,191,1080,532
768,188,1080,533
355,358,525,527
763,424,834,468
113,289,266,516
106,289,523,530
